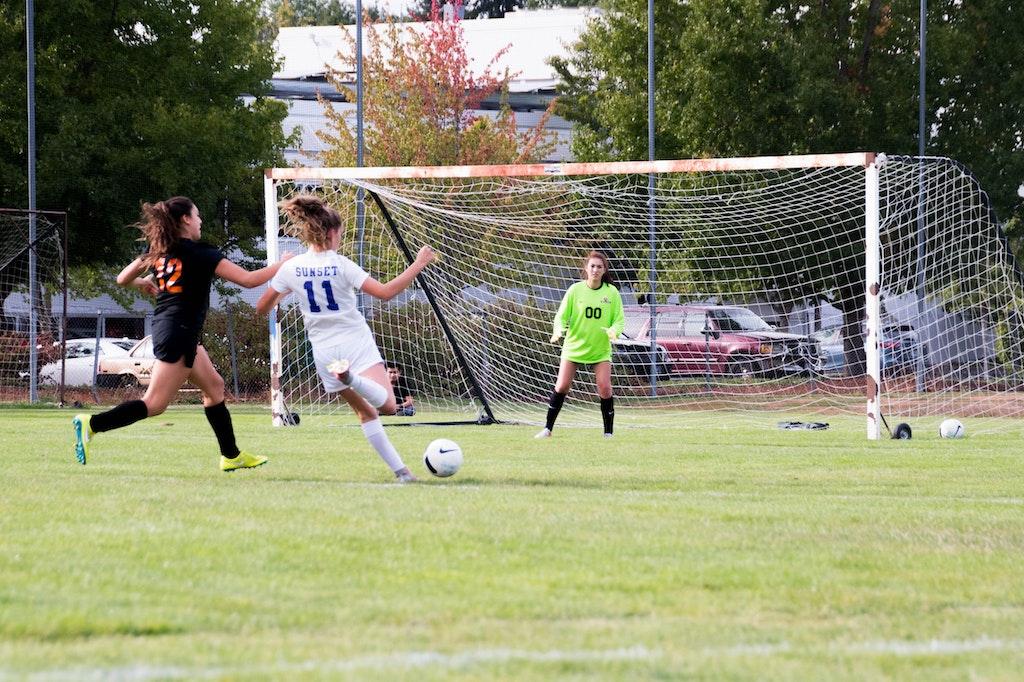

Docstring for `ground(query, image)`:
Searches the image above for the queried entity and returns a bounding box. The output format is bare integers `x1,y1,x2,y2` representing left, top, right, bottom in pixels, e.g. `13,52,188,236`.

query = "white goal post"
264,153,1024,438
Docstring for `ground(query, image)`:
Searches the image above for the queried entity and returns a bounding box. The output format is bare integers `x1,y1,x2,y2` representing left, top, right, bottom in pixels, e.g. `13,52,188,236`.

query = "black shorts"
152,319,201,368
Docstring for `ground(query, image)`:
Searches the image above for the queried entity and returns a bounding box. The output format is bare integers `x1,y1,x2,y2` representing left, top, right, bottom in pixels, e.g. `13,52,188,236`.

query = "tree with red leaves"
317,1,555,167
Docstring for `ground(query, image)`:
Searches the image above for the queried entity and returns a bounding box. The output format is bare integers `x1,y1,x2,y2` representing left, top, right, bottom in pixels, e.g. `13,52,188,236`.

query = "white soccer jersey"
269,249,373,349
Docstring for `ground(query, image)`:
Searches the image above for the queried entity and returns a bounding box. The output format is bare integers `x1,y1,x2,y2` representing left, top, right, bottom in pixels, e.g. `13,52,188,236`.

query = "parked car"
37,337,139,386
809,326,845,375
96,336,155,388
611,336,673,378
809,323,925,375
623,304,818,376
880,324,926,374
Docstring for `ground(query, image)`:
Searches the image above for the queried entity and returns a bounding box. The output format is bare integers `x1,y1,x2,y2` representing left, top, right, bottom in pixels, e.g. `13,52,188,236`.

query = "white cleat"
395,469,419,483
603,432,613,438
534,428,552,439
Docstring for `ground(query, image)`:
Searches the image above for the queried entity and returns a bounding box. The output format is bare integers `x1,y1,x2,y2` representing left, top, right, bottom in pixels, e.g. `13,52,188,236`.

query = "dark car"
623,304,817,376
611,336,673,379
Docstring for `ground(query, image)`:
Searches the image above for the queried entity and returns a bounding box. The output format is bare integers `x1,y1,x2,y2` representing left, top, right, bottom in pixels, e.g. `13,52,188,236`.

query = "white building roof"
274,8,597,92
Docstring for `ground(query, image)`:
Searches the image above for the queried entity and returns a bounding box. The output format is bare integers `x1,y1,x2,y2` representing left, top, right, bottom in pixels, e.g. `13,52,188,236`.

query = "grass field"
2,406,1023,680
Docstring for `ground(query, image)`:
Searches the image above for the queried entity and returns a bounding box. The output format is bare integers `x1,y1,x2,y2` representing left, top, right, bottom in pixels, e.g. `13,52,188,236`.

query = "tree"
314,7,558,282
552,0,1024,374
0,0,294,275
318,8,555,168
465,0,523,19
267,0,385,27
553,0,1022,232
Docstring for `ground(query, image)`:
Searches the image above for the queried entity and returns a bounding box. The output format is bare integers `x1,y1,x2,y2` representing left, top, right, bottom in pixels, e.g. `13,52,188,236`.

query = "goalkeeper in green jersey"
536,250,625,439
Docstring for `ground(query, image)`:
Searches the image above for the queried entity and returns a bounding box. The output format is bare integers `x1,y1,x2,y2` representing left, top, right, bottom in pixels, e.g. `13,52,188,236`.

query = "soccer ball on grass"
939,418,965,439
423,438,462,478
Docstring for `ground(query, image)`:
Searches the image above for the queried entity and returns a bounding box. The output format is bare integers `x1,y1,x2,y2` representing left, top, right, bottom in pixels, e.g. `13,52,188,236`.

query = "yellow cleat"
72,414,93,465
220,451,268,472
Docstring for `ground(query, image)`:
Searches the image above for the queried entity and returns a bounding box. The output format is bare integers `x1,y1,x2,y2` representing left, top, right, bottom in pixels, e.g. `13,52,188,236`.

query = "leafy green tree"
552,0,1023,373
0,0,293,275
553,0,1021,230
465,0,523,19
267,0,387,26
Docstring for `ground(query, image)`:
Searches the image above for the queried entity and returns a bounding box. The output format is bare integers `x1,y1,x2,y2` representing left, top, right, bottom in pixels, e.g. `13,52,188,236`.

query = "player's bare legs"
141,358,192,416
536,360,578,438
185,347,264,471
329,360,393,412
339,387,415,482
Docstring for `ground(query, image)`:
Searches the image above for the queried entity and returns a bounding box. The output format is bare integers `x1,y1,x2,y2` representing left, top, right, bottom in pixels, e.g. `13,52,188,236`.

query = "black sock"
204,401,241,458
545,391,567,431
600,396,615,435
90,400,148,433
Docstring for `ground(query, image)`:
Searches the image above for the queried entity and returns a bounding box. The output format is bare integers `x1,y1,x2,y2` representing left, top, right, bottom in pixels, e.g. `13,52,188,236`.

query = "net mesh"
0,211,66,403
267,156,1024,434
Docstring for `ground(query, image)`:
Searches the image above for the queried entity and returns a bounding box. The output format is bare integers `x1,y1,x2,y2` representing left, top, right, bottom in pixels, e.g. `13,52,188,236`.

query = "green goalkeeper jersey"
552,281,626,364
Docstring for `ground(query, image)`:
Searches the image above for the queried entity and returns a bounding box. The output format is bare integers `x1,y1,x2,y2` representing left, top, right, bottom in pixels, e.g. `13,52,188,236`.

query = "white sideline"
10,646,657,681
11,639,1024,680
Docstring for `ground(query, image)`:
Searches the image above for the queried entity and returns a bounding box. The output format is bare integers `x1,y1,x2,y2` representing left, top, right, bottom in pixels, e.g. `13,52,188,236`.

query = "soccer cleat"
220,451,268,472
72,414,93,465
534,428,552,439
603,432,614,438
326,358,351,384
395,469,419,483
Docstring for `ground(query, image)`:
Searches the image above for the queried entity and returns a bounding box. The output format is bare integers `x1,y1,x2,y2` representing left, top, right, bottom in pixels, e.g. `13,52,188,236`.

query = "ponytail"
136,196,194,266
280,195,342,249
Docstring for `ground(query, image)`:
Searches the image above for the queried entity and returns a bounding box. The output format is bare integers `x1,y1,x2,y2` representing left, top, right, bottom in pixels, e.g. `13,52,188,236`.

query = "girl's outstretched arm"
215,253,293,289
360,245,436,301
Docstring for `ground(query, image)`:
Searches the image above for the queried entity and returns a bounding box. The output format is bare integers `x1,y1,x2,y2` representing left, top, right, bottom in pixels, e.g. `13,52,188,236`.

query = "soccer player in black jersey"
72,196,291,471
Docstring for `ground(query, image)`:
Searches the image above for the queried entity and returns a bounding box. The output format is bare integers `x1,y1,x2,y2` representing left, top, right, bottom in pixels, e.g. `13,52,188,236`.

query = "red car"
622,304,817,376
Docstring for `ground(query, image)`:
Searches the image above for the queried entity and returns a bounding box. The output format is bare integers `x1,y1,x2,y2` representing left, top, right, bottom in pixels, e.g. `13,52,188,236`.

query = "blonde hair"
280,195,342,249
136,196,194,266
581,250,614,285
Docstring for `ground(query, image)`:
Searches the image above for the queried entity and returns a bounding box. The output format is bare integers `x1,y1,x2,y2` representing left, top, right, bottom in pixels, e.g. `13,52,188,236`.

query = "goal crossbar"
266,152,875,182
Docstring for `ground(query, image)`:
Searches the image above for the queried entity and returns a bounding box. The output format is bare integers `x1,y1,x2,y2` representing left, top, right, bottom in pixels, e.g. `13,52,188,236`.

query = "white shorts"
312,331,385,394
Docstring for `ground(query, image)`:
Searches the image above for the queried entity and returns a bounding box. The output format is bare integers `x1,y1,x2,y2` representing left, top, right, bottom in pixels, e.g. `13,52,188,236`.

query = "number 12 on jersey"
303,280,339,313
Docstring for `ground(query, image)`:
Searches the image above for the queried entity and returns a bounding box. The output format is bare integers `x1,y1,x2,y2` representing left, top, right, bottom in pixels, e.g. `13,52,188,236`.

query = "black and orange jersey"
151,239,224,330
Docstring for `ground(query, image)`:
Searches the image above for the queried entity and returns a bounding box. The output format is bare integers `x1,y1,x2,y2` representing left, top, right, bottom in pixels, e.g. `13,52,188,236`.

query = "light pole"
355,0,366,313
647,0,657,397
914,0,928,393
26,0,38,402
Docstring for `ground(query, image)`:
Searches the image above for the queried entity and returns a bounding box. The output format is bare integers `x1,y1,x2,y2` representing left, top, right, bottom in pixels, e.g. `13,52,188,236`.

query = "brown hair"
581,250,614,285
280,195,342,249
136,196,194,266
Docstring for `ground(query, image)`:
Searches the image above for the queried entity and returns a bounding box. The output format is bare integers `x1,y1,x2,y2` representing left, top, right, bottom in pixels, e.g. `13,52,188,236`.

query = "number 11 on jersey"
303,280,339,313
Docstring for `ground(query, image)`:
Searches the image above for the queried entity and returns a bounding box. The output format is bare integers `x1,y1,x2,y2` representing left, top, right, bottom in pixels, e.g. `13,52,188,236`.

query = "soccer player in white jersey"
256,196,436,482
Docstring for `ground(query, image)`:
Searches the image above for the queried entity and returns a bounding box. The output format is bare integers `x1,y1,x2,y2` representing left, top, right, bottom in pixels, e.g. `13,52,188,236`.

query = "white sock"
344,373,388,409
361,418,405,472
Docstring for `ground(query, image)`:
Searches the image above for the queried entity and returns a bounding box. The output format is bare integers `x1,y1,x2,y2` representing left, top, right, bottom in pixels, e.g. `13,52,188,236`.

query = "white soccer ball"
939,418,965,439
423,438,463,478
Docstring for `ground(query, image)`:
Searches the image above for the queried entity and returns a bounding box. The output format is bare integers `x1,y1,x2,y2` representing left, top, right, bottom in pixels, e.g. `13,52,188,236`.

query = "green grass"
1,407,1023,680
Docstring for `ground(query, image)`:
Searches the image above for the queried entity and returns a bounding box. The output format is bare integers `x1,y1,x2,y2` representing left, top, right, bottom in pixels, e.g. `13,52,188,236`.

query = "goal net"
264,154,1024,437
0,209,67,403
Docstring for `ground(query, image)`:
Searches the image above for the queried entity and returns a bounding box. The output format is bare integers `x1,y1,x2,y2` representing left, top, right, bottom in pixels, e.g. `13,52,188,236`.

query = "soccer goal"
0,209,68,404
264,153,1024,438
